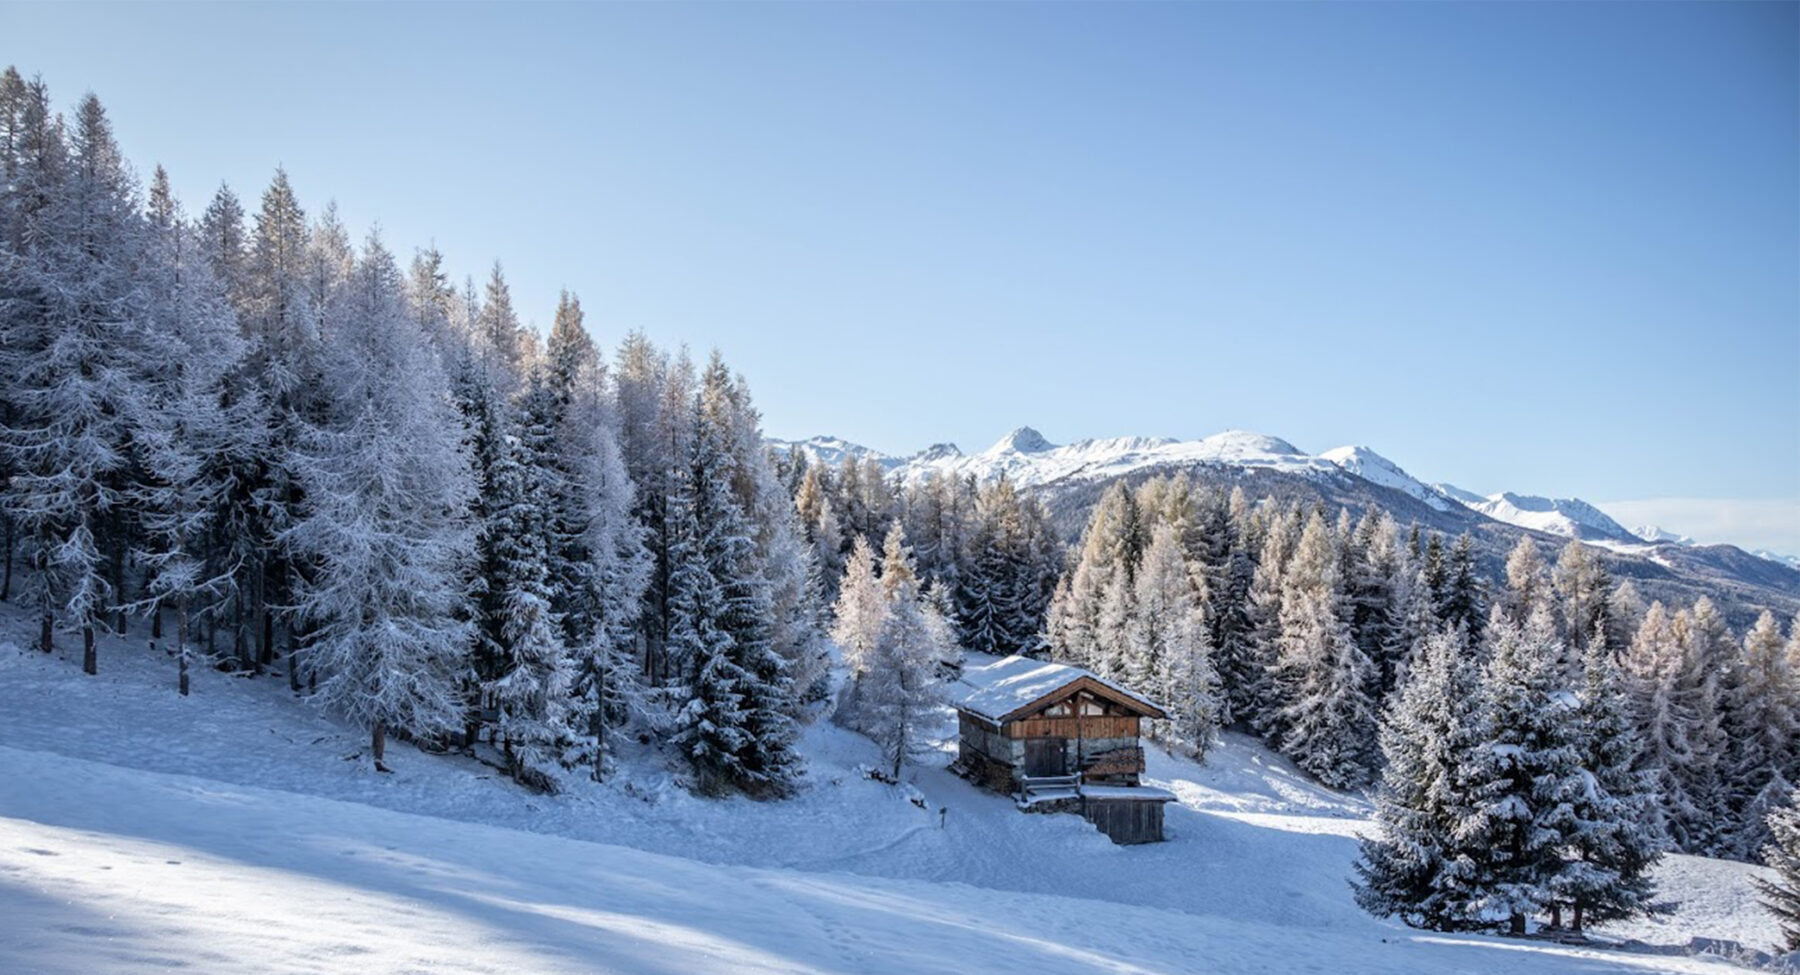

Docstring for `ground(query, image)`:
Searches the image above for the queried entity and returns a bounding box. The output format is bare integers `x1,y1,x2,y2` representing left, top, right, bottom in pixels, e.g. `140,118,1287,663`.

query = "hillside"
771,427,1800,627
0,604,1784,974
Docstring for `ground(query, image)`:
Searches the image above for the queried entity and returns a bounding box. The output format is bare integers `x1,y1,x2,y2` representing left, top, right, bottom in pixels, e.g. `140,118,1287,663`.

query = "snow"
1632,524,1800,572
1457,492,1639,542
1318,445,1451,511
0,609,1785,974
950,654,1164,722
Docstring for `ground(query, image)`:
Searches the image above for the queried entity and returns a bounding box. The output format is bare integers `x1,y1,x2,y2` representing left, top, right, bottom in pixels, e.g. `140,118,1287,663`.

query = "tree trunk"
39,611,52,653
1572,904,1584,935
82,624,96,676
152,606,163,642
372,721,388,771
1549,903,1562,930
1508,912,1526,936
177,599,190,697
1,515,13,602
287,626,302,694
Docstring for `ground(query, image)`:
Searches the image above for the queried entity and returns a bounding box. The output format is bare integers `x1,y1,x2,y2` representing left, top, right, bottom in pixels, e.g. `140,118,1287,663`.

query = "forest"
2,67,1796,945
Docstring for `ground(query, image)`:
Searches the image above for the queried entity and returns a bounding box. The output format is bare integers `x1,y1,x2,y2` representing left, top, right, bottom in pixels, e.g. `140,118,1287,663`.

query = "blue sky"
5,1,1797,551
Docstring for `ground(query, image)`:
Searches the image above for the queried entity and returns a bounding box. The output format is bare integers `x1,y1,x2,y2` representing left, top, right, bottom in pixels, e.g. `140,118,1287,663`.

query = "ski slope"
0,609,1783,974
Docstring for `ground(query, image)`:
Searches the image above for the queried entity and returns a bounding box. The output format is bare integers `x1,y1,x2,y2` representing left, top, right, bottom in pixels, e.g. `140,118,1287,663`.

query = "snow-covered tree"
1718,611,1800,857
858,524,952,779
1354,627,1486,931
1553,631,1660,931
132,174,255,695
1272,511,1378,788
283,234,474,771
1132,523,1220,758
1758,788,1800,951
831,535,886,679
1457,608,1586,935
0,92,154,673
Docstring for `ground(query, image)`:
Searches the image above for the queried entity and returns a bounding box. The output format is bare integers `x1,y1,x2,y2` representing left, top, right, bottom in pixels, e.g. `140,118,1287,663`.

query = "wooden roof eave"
994,675,1167,724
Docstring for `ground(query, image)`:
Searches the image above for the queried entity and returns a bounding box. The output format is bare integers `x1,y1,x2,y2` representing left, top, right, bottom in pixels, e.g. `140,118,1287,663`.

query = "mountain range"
770,427,1800,626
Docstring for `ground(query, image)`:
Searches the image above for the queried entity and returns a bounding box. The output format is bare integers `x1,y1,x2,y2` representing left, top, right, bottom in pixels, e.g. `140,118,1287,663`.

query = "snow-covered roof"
950,655,1166,723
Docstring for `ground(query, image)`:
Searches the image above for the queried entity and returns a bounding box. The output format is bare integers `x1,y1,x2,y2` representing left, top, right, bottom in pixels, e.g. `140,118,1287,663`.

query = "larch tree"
283,234,474,771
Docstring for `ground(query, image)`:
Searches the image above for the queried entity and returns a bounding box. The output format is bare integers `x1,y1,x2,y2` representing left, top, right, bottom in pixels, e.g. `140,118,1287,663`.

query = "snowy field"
0,607,1783,974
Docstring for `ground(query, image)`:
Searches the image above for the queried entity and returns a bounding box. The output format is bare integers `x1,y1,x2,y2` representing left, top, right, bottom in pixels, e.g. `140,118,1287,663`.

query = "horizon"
6,0,1795,554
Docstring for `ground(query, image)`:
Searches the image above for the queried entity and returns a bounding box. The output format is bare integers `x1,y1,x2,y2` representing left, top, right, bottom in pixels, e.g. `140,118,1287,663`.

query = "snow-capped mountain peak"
1634,524,1697,546
1461,492,1638,543
986,426,1056,455
1317,445,1450,511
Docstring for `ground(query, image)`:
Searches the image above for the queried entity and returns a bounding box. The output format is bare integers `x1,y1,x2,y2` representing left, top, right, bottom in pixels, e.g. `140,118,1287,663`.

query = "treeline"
0,70,822,796
778,455,1064,659
1045,474,1800,873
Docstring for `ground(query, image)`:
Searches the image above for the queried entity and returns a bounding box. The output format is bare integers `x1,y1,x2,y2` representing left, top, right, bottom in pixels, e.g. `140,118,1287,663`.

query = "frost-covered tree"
671,357,800,797
0,91,154,673
831,535,885,679
1757,788,1800,951
1553,631,1660,931
284,234,474,771
1457,608,1586,935
1498,536,1551,629
132,174,255,695
858,524,952,779
1132,523,1220,758
1272,511,1378,788
1239,505,1302,738
1355,627,1486,931
1552,541,1611,660
1719,611,1800,858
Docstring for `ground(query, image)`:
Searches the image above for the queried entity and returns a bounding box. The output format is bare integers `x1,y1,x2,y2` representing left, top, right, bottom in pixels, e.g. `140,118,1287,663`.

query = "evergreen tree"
859,524,952,779
1272,511,1378,788
1354,627,1486,931
284,234,474,771
1757,788,1800,951
0,91,154,672
1553,630,1660,931
132,174,255,695
1719,611,1800,857
1132,523,1220,758
1457,608,1586,935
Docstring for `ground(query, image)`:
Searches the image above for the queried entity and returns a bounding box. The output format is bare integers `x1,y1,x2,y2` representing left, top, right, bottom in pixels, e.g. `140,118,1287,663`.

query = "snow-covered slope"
0,610,1786,973
1632,524,1800,572
767,435,901,471
888,427,1334,489
1317,445,1450,512
1460,492,1640,543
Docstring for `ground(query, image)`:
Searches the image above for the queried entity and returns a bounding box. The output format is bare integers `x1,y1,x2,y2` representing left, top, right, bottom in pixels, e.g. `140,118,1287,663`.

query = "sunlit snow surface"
0,617,1781,974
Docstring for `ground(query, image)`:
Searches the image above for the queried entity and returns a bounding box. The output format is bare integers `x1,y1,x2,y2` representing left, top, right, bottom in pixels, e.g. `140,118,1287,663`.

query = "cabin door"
1024,738,1067,777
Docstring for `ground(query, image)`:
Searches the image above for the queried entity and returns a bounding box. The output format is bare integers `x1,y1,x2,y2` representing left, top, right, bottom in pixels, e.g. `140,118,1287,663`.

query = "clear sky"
5,1,1797,551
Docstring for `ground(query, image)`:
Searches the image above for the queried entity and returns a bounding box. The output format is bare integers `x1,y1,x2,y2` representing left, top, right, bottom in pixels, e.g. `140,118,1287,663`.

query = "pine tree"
1498,536,1551,629
1457,608,1586,935
1132,523,1220,758
1272,511,1378,788
132,173,255,695
1553,630,1660,931
1242,504,1301,739
1718,611,1800,857
1757,788,1800,951
1354,627,1486,931
859,524,952,779
0,91,154,673
830,535,885,679
284,234,474,771
672,360,800,797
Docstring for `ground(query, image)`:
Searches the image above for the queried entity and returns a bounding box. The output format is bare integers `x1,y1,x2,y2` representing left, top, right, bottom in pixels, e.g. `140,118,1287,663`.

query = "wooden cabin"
950,655,1176,844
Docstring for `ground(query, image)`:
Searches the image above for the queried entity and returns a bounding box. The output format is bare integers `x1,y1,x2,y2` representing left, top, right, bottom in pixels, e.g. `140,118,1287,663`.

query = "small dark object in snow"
910,796,926,810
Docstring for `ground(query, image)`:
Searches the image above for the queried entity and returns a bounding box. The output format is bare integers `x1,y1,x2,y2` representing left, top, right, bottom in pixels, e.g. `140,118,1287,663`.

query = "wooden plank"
1004,715,1141,740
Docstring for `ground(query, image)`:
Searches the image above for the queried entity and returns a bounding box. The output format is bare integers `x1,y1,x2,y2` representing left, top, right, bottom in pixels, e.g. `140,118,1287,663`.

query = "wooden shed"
950,655,1176,845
